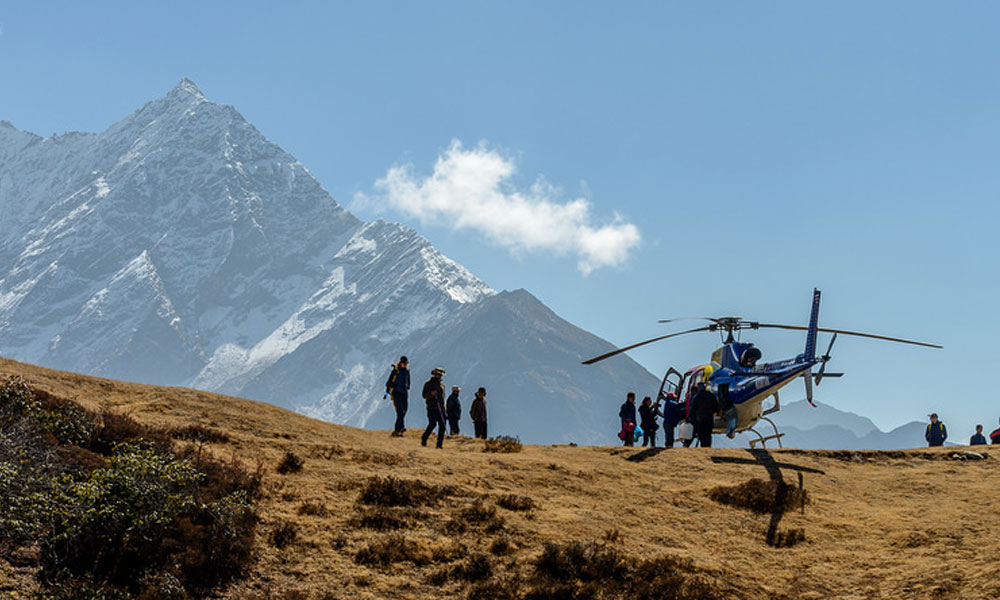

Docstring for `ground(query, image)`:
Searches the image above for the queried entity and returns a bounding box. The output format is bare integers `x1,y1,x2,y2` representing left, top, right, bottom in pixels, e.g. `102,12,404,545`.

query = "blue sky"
2,2,998,439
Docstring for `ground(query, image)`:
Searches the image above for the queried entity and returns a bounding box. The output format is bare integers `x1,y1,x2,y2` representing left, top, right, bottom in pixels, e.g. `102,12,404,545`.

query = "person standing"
638,396,660,447
690,383,720,448
925,413,947,447
421,367,447,448
385,356,410,437
446,386,462,435
470,387,488,439
619,392,637,447
990,418,1000,445
661,392,680,448
970,424,988,446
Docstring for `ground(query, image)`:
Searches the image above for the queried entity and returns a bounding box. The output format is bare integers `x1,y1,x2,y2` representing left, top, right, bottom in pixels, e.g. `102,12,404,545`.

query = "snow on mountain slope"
0,80,657,443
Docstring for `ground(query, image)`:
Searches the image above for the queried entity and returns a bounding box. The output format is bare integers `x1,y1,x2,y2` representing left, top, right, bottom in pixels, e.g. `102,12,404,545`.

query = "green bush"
0,375,261,599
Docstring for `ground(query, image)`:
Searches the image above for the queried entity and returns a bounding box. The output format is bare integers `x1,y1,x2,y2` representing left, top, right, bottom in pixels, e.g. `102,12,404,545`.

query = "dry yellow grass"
2,355,998,600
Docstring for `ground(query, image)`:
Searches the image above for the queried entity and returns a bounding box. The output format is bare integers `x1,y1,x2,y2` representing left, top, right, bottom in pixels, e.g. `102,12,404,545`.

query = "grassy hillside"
1,356,997,600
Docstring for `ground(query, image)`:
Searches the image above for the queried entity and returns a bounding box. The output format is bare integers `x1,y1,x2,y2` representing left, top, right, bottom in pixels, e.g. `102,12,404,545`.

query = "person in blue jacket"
619,392,637,447
970,424,987,446
925,413,947,447
386,356,410,437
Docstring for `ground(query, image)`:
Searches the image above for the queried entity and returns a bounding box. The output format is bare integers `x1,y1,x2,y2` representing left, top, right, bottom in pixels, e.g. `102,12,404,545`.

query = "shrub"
483,436,522,454
358,476,449,507
708,478,808,515
497,494,535,512
275,451,304,475
529,542,721,600
0,376,261,599
535,541,628,583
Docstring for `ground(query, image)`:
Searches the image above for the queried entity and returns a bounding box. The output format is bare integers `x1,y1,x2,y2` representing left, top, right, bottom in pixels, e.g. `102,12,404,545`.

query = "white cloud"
355,141,640,275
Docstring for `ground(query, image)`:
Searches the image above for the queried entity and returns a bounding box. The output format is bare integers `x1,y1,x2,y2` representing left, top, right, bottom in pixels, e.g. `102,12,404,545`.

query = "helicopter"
582,289,941,448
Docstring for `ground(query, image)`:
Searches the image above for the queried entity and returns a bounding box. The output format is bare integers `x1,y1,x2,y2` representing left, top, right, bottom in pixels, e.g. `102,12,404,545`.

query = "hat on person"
452,385,460,391
928,413,938,419
431,367,446,376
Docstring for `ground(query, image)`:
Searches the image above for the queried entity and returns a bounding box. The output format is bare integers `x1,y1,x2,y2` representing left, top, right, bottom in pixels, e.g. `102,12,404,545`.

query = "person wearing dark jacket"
690,384,720,448
925,413,947,447
970,424,987,446
662,393,680,448
991,417,1000,445
619,392,637,447
446,386,462,435
385,356,410,437
638,396,661,447
470,387,488,439
421,368,447,448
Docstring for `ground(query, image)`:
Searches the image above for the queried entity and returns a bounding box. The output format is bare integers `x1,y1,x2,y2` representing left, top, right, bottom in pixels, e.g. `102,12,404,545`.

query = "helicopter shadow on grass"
710,449,825,547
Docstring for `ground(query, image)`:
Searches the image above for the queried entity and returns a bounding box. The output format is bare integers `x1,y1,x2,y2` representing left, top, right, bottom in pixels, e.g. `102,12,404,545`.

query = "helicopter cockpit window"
739,347,762,368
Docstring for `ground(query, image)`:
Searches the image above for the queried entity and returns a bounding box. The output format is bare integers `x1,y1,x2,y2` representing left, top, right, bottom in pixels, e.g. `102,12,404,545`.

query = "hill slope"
2,356,997,600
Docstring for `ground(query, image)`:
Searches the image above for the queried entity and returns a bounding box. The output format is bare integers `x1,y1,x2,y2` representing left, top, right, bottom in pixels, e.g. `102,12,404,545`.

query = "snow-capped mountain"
0,79,657,443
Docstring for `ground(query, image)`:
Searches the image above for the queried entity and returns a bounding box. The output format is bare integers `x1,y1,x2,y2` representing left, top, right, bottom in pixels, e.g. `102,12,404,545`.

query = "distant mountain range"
714,399,934,450
0,79,657,444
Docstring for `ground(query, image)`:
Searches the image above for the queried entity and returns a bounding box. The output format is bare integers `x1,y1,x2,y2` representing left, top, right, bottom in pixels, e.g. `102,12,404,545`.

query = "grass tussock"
497,494,535,512
708,478,808,515
428,552,494,585
297,501,328,517
358,475,451,507
354,534,462,568
526,541,721,600
276,451,305,474
270,520,299,549
456,500,505,532
484,435,523,454
169,423,231,444
354,507,413,531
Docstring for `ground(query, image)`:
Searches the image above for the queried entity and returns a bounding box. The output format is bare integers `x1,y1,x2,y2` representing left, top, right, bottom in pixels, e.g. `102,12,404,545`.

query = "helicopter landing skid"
748,416,784,449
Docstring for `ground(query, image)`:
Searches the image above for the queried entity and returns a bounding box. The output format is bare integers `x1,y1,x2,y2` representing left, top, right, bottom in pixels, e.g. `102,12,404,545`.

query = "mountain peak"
169,78,206,101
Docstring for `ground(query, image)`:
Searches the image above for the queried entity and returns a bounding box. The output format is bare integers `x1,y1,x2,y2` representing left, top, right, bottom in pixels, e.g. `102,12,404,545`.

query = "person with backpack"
990,417,1000,445
446,386,462,435
690,383,720,448
385,356,410,437
421,367,447,448
925,413,947,447
470,387,488,439
619,392,637,447
638,396,661,447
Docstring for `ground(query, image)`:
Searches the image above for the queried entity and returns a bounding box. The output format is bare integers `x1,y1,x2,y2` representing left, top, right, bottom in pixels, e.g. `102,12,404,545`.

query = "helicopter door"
657,368,683,403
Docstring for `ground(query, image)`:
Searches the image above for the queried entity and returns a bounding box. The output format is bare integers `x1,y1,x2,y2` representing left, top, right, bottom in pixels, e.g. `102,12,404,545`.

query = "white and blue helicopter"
583,289,941,447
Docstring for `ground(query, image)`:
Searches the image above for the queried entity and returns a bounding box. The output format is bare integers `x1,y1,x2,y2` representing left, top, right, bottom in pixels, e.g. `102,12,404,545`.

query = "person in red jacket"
990,417,1000,445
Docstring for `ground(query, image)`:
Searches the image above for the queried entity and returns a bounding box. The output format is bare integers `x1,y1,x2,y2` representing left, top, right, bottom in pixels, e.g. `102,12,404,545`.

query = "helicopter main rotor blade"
582,326,714,365
657,316,721,324
755,324,942,349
